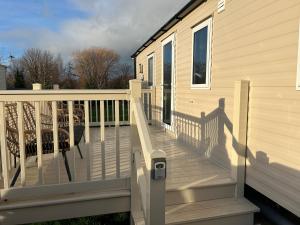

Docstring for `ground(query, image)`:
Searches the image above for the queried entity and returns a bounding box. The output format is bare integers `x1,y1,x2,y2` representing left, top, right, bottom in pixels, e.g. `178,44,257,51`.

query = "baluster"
112,100,115,123
115,100,120,178
17,102,26,186
0,102,9,188
95,100,98,125
100,100,105,179
147,93,151,121
68,101,75,181
84,101,91,180
106,100,109,124
89,101,92,124
52,101,60,183
35,101,43,184
122,100,125,123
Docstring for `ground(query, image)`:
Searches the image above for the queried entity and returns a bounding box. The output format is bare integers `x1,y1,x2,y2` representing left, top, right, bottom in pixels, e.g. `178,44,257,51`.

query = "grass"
89,100,129,123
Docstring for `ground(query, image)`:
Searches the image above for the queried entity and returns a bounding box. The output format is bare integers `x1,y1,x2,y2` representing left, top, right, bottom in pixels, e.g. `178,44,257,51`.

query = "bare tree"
73,48,119,89
20,48,62,89
118,63,131,77
108,63,133,89
60,62,79,89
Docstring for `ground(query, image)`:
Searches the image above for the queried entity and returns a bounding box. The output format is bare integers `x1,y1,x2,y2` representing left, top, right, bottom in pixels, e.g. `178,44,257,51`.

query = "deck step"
166,178,236,205
133,197,259,225
0,189,130,224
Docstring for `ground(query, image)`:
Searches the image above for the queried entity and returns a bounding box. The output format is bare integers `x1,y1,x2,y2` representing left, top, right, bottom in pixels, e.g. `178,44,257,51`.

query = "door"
161,34,175,129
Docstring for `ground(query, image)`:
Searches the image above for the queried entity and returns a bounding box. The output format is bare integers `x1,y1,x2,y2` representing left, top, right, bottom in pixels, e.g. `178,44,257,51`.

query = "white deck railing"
0,80,164,225
0,89,130,189
130,80,166,225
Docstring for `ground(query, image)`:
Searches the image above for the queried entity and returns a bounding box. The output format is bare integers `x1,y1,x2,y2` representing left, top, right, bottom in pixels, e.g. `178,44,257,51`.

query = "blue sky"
0,0,189,64
0,0,88,62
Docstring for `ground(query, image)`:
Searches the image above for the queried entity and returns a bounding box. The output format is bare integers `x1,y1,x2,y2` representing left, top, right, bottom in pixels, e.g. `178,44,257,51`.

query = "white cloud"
0,0,189,62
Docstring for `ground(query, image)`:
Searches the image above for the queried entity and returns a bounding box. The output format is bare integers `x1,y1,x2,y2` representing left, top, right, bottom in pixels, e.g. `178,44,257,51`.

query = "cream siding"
136,0,300,216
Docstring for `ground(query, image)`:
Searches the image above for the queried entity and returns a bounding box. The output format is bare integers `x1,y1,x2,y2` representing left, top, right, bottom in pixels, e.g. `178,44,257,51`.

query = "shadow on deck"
2,124,232,192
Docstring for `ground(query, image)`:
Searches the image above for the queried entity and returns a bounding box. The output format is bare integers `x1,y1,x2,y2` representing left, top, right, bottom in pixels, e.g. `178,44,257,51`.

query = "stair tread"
133,197,259,225
166,177,235,191
166,198,259,224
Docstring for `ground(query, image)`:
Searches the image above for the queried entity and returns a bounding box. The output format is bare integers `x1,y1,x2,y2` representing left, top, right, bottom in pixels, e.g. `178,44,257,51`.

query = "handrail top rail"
0,89,130,101
0,89,130,96
151,149,166,159
132,97,166,170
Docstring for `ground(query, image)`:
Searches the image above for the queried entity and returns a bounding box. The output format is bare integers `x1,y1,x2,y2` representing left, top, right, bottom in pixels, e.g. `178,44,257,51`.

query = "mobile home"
132,0,300,220
0,0,299,224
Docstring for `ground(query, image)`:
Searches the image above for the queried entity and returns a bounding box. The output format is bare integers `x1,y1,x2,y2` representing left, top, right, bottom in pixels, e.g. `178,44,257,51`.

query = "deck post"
129,79,141,224
232,80,250,198
0,102,9,189
147,151,166,225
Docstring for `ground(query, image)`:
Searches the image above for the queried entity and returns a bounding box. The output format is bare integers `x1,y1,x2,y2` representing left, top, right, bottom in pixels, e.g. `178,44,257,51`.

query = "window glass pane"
163,42,172,86
193,26,208,85
163,41,172,125
148,57,153,86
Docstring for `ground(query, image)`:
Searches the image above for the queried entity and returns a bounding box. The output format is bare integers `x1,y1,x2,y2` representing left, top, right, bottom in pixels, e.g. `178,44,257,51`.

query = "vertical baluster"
100,100,105,179
84,101,91,180
89,101,92,124
95,100,98,125
52,101,60,183
122,100,125,123
68,101,75,181
147,93,151,122
0,102,9,188
143,93,147,120
17,102,26,186
106,100,109,124
115,100,120,178
112,100,115,122
127,100,130,124
35,101,43,184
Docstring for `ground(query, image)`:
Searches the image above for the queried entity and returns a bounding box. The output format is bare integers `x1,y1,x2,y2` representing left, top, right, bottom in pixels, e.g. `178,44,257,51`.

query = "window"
139,64,143,73
297,21,300,90
147,54,155,86
191,17,212,88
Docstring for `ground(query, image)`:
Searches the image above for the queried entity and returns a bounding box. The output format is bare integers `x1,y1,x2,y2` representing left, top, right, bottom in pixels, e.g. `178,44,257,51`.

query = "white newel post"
32,83,42,90
147,150,166,225
232,80,250,198
129,79,142,224
53,84,60,90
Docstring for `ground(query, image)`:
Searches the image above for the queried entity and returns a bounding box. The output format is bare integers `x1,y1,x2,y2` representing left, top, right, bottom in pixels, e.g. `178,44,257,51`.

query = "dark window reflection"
163,42,172,125
148,56,153,86
193,26,208,85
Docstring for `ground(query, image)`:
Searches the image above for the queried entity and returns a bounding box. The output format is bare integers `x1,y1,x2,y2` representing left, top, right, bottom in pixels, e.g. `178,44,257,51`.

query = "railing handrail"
130,79,166,225
141,87,153,94
132,97,165,170
0,89,130,101
0,89,129,95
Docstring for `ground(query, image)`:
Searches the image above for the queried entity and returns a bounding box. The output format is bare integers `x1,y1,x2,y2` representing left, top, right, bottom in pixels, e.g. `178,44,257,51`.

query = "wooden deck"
3,125,232,192
150,126,233,191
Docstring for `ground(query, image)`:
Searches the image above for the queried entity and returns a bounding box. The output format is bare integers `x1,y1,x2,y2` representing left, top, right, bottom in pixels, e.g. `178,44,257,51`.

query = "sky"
0,0,189,64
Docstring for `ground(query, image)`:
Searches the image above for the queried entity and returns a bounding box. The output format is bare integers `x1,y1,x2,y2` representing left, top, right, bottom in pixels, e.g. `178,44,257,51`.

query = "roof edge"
131,0,206,58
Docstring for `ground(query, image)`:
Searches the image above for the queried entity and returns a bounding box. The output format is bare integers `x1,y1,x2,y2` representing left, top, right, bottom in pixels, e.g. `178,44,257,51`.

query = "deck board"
2,125,233,191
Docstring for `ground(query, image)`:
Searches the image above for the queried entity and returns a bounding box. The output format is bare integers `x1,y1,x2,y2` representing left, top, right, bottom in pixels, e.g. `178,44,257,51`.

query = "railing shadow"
150,98,300,218
151,98,232,170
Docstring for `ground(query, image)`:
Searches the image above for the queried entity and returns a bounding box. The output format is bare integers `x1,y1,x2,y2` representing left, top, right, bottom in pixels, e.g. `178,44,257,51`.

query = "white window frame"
296,21,300,90
147,53,155,87
161,33,176,131
191,17,212,89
